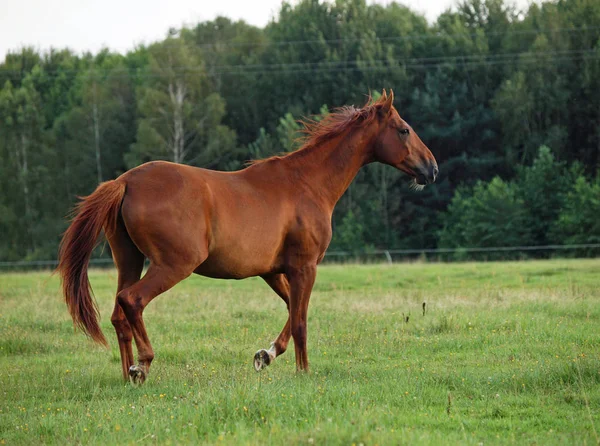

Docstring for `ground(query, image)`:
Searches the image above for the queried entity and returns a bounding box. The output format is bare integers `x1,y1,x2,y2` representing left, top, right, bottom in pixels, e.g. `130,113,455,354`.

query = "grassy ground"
0,259,599,445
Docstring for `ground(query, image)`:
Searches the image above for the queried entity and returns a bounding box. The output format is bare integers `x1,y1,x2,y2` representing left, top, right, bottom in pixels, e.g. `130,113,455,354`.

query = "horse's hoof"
128,365,146,385
254,349,271,372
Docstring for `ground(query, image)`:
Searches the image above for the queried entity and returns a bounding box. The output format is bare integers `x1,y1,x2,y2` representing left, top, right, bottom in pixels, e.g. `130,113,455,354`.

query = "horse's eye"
398,128,410,135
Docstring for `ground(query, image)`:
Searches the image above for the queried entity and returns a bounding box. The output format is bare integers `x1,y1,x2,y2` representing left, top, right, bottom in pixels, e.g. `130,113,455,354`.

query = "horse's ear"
381,89,387,101
380,89,394,115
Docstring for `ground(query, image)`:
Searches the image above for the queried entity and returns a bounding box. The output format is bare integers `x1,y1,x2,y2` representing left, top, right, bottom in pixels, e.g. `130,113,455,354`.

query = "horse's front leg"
254,274,292,371
286,264,317,371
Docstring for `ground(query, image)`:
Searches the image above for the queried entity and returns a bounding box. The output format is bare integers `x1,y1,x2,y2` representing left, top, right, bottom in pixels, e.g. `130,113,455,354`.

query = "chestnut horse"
57,90,438,384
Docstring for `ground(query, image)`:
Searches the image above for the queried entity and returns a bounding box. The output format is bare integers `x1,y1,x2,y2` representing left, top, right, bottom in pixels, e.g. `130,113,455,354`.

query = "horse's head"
371,90,438,188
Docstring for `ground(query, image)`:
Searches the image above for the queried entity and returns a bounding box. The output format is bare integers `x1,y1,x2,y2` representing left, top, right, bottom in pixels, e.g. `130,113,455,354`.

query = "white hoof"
254,349,272,372
128,365,146,385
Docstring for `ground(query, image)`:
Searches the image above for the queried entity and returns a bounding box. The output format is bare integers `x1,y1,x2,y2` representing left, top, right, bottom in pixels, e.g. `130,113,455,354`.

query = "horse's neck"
285,129,373,208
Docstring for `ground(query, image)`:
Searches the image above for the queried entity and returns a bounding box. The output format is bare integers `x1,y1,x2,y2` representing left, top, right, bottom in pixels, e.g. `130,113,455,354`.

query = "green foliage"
1,0,600,260
246,127,277,161
247,111,303,161
330,208,369,253
553,176,600,245
0,72,58,260
276,112,302,151
127,38,236,168
438,146,596,258
439,177,531,255
515,146,580,247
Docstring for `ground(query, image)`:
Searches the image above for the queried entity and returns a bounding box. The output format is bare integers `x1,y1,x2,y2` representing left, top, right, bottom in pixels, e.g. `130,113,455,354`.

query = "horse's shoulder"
287,201,332,247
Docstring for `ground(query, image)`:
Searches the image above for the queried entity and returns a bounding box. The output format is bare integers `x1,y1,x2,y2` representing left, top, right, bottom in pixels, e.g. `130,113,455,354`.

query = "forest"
0,0,599,262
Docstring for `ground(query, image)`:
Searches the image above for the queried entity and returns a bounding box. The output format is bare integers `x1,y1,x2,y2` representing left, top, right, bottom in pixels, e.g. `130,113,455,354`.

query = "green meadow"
1,259,599,445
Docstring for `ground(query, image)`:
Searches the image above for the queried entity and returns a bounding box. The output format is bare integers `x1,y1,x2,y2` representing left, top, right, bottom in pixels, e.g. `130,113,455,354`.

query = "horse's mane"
249,93,387,165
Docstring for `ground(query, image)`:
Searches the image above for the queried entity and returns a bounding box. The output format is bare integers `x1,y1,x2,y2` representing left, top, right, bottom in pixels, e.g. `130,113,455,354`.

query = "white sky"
1,0,530,60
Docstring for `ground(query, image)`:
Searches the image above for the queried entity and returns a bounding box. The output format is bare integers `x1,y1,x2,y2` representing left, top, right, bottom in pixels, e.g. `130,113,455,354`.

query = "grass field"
1,259,599,445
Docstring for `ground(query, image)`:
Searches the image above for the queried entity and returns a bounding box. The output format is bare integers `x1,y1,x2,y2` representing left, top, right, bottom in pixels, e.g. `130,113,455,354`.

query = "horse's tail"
57,180,126,347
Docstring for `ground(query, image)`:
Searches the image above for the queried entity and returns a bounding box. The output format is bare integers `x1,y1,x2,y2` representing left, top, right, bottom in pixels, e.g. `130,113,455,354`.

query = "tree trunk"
169,80,187,164
18,134,34,252
92,81,103,183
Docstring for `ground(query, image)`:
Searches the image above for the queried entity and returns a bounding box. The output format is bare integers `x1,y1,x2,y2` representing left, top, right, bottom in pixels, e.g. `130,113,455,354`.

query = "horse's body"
122,161,312,280
58,91,438,384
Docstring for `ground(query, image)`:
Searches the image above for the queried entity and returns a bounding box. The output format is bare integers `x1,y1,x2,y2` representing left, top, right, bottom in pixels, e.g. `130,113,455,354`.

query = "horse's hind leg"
254,274,292,371
108,216,145,380
117,264,193,384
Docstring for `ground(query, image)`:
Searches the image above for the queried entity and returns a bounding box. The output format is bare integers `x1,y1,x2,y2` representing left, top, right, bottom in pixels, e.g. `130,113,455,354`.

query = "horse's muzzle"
416,162,438,185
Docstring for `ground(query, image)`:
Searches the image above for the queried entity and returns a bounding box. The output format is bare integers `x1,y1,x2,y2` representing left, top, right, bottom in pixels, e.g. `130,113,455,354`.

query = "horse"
57,90,438,384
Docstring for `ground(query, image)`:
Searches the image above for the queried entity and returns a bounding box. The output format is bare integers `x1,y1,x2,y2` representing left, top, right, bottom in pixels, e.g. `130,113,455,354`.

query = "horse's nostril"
430,165,439,183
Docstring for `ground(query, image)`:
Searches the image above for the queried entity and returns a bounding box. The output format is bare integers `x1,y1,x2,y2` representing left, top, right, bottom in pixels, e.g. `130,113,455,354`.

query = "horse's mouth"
415,173,428,185
409,170,428,191
410,177,426,191
397,165,421,181
396,164,430,190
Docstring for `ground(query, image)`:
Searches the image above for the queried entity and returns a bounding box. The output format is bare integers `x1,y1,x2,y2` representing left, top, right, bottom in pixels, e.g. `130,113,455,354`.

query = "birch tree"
51,53,136,213
127,37,236,167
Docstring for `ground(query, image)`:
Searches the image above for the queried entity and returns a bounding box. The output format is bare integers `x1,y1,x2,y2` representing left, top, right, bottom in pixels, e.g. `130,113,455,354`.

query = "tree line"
0,0,599,262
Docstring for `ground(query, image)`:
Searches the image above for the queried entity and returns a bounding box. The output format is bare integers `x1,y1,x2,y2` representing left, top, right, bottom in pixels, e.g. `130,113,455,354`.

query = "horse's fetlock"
274,341,287,355
139,353,154,364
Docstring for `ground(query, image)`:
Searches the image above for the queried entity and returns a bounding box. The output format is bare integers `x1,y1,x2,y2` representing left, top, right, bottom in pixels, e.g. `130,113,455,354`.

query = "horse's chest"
286,214,332,257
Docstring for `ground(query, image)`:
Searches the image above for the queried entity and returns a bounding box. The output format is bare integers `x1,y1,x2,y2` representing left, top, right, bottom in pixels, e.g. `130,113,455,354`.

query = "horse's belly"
193,239,284,279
